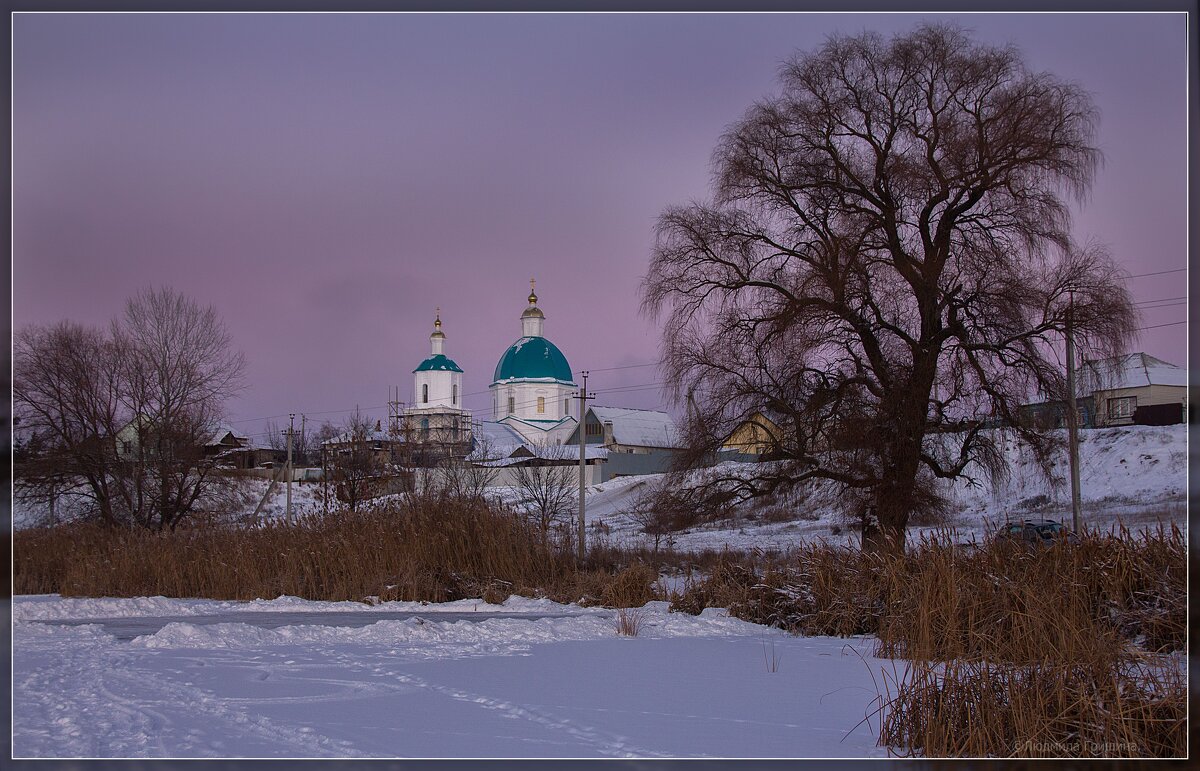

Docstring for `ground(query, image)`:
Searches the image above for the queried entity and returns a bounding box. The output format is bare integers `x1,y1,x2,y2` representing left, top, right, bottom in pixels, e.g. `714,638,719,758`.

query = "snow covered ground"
12,595,891,758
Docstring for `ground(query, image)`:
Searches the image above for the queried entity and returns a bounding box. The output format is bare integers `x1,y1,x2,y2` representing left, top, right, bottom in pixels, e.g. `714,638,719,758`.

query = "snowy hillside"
579,424,1187,551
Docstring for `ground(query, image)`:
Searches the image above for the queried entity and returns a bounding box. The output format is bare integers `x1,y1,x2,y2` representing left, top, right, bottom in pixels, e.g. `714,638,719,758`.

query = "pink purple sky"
12,12,1188,443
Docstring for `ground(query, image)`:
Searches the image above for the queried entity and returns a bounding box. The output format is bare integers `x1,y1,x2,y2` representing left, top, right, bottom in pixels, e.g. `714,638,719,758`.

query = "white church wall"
414,369,462,409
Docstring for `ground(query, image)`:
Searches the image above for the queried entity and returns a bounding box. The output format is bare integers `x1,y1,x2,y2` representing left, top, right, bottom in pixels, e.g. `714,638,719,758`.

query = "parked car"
995,519,1080,547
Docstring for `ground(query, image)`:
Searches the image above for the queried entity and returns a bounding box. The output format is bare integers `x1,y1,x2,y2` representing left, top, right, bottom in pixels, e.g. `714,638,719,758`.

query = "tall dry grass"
670,524,1186,658
13,497,671,608
14,500,564,602
667,523,1186,758
879,655,1186,757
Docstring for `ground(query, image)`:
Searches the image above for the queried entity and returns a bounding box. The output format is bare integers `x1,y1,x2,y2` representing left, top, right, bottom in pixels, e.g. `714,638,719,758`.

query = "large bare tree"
13,322,127,525
643,25,1136,550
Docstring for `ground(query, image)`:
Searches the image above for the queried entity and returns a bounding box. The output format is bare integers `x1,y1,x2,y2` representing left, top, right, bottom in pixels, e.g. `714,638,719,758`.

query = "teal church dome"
493,337,574,384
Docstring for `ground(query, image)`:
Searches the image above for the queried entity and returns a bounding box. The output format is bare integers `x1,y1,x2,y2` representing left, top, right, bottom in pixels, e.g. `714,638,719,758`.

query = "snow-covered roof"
477,445,609,467
413,354,463,373
585,406,682,449
1078,353,1186,393
502,415,575,427
467,421,528,461
205,425,249,447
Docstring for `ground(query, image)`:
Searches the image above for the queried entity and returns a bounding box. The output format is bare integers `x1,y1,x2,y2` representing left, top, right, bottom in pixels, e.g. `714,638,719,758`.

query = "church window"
507,396,515,415
452,384,457,405
420,418,429,440
564,399,569,416
537,396,545,414
422,384,428,404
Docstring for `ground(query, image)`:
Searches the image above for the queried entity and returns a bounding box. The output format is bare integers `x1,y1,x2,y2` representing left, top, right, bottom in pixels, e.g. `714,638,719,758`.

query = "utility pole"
285,413,295,523
1064,295,1082,533
299,413,307,467
574,371,593,562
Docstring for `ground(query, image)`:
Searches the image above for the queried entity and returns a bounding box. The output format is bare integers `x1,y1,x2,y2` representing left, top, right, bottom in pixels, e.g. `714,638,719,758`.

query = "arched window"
564,398,569,416
452,384,457,405
420,418,429,440
507,396,515,415
422,383,428,404
537,396,545,414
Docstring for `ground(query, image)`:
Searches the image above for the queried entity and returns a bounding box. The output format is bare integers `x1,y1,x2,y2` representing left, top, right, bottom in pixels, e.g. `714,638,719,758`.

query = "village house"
563,405,683,481
1022,352,1186,428
721,411,786,456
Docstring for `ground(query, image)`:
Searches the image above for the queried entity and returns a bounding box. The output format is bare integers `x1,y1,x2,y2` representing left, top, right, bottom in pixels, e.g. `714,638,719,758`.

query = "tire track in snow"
383,669,673,758
101,663,372,758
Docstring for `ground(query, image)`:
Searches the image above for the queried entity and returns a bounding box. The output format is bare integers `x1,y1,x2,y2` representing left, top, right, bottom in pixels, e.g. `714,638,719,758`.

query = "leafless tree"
14,322,127,526
625,500,675,555
643,25,1136,551
14,289,246,530
437,434,499,505
511,442,578,548
111,288,246,530
326,409,383,513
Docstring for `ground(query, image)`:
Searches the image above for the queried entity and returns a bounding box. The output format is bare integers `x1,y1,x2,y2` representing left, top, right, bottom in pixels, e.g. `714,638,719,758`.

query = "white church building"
401,310,471,452
384,280,688,480
489,281,579,446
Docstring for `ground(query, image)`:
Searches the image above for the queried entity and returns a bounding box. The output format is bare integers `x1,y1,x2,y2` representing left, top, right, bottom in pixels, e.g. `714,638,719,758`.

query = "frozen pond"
13,594,891,758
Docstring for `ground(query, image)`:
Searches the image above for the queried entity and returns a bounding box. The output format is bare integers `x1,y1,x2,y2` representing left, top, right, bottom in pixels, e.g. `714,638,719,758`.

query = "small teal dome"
493,336,574,384
413,354,463,373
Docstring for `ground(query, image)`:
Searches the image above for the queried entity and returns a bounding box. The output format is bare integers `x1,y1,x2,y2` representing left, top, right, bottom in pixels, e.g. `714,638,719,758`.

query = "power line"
1125,268,1186,279
1136,321,1187,331
585,362,660,374
1134,296,1187,306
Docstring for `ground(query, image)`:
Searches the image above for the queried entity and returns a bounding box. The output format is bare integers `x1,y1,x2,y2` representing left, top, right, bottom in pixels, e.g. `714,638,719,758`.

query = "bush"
600,563,656,608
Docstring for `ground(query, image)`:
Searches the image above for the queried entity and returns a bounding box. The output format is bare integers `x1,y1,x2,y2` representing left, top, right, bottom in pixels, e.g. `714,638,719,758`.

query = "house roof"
575,406,682,449
477,445,608,467
1078,353,1186,393
206,425,250,447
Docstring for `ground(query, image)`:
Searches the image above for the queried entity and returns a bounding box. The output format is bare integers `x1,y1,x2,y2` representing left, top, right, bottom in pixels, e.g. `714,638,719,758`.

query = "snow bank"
12,593,583,622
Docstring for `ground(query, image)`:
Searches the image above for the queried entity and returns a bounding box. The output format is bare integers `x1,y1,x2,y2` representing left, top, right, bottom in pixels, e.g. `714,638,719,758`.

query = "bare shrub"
600,563,656,609
616,607,645,637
